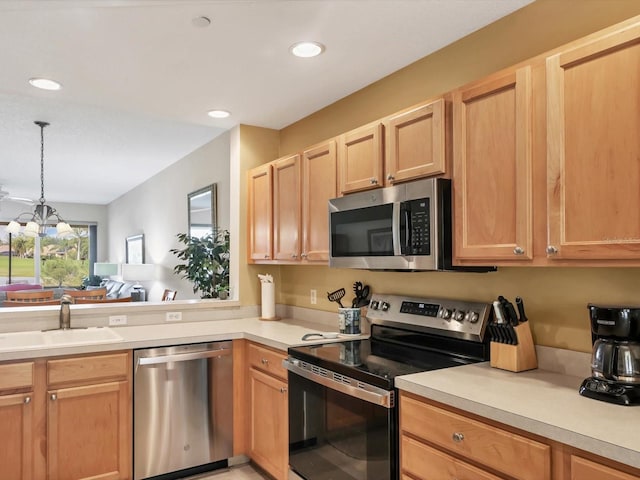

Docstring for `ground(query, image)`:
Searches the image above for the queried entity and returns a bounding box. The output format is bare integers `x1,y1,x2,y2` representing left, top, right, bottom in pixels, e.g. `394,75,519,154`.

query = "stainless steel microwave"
329,178,494,272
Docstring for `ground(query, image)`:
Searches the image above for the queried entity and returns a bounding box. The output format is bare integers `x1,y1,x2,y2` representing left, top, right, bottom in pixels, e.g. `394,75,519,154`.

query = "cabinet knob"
387,174,395,181
452,432,464,443
261,358,269,365
370,178,378,185
513,246,525,255
24,396,31,404
280,387,288,394
291,253,297,259
264,254,269,259
50,393,57,401
546,245,558,254
300,253,307,258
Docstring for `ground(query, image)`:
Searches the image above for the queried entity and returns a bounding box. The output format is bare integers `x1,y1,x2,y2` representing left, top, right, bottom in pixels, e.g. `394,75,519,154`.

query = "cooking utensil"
327,288,346,308
301,332,340,341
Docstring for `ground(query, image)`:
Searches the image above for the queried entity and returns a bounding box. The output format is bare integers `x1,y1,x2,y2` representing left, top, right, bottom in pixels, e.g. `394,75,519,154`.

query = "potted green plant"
170,229,230,299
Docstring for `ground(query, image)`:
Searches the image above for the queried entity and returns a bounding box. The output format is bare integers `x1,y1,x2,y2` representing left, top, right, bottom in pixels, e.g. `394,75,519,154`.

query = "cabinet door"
339,122,384,194
302,140,337,262
386,99,446,185
248,164,273,261
571,455,640,480
453,66,533,261
249,367,288,480
48,381,130,480
273,154,301,261
546,25,640,260
0,393,33,480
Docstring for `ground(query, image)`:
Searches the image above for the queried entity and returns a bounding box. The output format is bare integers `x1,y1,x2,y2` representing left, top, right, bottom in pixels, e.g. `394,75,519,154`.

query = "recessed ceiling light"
207,110,231,119
29,78,62,91
192,16,211,28
290,41,325,58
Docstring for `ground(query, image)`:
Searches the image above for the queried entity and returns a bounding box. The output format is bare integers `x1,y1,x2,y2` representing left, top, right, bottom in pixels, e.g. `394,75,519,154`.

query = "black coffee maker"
579,304,640,405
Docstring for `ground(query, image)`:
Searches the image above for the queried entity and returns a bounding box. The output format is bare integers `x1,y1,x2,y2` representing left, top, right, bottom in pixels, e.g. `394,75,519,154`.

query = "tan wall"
260,1,640,353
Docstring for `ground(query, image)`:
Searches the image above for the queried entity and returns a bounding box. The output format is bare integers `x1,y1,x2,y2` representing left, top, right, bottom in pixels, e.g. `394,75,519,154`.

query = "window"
0,223,96,287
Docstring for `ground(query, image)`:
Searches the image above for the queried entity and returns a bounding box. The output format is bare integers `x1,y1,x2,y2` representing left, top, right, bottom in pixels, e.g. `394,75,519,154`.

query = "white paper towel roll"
261,282,276,319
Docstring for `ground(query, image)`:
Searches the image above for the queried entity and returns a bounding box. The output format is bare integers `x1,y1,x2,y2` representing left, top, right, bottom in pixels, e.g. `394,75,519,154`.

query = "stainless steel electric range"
284,293,492,480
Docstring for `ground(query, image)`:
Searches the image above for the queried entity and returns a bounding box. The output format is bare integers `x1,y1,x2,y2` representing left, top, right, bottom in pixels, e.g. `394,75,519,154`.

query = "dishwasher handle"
137,347,232,366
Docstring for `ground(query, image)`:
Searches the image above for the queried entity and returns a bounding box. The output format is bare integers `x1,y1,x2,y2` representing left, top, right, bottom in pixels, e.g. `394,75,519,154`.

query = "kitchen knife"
492,301,508,343
515,296,528,322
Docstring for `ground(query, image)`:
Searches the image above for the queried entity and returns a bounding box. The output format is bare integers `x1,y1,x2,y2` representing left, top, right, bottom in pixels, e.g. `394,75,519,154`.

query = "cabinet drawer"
402,435,503,480
47,352,129,386
571,455,640,480
0,362,34,391
400,394,550,480
248,343,287,379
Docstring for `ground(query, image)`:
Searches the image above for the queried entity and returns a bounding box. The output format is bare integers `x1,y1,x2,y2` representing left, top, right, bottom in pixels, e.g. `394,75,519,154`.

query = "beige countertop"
395,362,640,470
2,313,637,471
0,316,361,361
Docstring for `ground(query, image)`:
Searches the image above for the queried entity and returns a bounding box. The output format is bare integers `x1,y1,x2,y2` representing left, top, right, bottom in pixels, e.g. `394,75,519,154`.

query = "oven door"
285,358,396,480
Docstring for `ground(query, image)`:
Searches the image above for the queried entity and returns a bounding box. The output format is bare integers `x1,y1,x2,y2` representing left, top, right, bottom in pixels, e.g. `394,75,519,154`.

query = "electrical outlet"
109,315,127,326
166,311,182,322
310,289,317,305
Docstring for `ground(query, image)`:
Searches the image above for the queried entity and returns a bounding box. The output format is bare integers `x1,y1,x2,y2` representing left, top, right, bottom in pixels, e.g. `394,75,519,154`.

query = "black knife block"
490,322,538,372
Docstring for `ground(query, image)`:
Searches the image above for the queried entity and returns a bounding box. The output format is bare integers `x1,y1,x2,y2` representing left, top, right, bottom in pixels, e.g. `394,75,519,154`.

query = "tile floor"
183,464,267,480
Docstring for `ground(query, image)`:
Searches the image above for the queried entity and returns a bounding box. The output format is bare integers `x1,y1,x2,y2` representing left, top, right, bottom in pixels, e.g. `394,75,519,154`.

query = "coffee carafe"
579,304,640,405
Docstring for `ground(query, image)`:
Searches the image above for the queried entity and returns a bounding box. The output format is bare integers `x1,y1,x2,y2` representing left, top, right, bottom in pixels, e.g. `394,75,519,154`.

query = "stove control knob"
380,301,390,312
369,300,379,310
466,312,480,323
454,310,465,322
440,308,453,320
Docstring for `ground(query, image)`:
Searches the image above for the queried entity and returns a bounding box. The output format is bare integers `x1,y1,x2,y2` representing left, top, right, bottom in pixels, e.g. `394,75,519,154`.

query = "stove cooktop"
288,338,478,390
288,294,493,390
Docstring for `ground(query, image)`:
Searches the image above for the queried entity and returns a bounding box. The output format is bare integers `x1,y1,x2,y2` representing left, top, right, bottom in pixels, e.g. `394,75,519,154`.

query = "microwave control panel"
402,198,430,255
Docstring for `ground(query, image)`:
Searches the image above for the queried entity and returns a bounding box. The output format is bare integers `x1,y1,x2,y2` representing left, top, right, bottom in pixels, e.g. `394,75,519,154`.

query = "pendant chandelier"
6,121,74,238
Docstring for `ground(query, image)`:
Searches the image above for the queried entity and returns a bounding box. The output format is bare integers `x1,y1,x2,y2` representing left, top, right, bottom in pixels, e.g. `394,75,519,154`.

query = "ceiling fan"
0,185,35,206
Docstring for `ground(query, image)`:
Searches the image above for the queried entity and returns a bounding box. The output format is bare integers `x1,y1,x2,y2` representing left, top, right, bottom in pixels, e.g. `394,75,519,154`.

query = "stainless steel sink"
0,327,123,352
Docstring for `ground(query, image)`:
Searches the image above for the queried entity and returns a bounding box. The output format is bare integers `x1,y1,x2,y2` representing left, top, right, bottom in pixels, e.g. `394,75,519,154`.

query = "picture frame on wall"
126,234,145,264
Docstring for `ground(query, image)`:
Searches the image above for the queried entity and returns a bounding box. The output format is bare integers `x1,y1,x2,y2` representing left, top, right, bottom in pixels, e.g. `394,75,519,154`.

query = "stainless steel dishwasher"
134,341,233,480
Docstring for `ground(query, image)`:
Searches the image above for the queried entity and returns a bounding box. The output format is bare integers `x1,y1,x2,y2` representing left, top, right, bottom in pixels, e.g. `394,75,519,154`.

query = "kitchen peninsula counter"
396,361,640,471
0,316,358,361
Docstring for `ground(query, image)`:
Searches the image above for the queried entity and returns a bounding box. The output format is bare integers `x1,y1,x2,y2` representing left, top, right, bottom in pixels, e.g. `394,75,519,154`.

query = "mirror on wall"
188,184,217,238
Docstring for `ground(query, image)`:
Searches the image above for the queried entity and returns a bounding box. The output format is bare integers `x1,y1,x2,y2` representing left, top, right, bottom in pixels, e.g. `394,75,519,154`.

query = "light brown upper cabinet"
248,145,336,265
546,23,640,260
273,154,301,261
248,164,273,261
338,121,384,194
302,140,337,262
385,98,446,185
453,66,533,261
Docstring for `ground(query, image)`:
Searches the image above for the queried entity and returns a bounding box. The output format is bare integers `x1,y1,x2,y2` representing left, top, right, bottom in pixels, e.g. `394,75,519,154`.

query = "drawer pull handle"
261,358,269,365
50,393,57,401
24,396,31,404
452,432,464,443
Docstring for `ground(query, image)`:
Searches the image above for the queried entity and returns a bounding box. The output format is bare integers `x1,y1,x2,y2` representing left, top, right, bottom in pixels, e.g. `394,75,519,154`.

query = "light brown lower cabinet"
0,352,132,480
400,392,640,480
246,342,288,480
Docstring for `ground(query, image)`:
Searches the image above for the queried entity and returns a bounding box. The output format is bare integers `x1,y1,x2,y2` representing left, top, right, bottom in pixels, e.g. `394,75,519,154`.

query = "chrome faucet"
59,294,73,330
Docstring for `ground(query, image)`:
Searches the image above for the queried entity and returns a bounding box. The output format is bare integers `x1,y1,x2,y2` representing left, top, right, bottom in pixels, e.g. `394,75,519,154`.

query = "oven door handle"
283,359,394,408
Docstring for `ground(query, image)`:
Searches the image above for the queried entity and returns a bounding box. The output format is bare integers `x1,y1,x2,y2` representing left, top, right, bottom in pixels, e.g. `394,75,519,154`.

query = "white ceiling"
0,0,533,205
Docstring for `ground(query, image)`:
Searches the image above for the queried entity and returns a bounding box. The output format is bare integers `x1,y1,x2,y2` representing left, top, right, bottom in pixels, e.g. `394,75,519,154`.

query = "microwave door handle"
392,202,402,255
397,203,411,255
